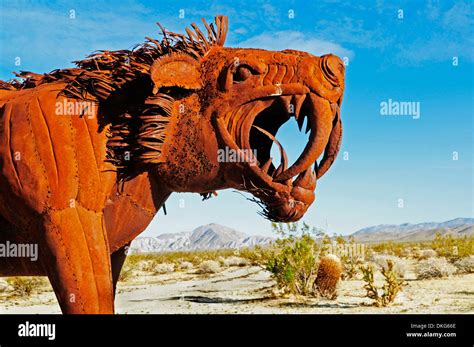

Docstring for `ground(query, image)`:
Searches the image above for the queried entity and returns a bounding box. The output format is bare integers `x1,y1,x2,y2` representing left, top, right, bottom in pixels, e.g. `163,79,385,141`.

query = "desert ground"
1,258,473,314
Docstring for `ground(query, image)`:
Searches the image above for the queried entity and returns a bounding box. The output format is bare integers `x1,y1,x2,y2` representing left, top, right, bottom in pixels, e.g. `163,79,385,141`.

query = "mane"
0,15,228,98
0,16,228,182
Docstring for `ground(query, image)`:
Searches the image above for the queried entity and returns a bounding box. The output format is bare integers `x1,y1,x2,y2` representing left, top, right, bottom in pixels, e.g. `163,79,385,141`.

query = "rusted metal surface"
0,16,345,313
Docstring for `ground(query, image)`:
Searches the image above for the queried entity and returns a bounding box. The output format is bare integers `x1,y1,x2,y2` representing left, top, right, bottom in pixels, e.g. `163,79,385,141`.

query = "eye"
233,65,252,83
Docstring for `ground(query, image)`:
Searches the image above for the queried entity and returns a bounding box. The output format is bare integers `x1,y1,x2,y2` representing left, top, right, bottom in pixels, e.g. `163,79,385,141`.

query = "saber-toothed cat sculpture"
0,15,345,313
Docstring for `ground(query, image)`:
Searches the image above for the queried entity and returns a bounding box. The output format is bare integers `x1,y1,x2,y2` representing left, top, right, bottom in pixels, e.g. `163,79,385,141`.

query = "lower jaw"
261,203,309,222
250,184,315,222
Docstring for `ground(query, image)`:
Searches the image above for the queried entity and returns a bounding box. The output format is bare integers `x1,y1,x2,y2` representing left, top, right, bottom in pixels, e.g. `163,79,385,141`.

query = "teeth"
305,118,311,134
230,105,249,147
316,105,342,179
252,125,288,178
240,100,272,151
273,94,333,183
291,168,317,204
297,113,306,131
294,95,305,120
274,164,294,186
281,147,288,170
293,168,316,190
261,157,272,173
274,164,284,178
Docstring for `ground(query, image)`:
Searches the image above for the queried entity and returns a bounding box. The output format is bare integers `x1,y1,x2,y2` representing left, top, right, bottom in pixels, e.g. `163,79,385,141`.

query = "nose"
297,53,345,103
320,54,345,87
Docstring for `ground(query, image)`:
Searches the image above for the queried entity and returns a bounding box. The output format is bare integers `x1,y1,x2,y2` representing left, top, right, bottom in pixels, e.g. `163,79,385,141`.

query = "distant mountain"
351,218,474,242
130,218,474,252
130,223,273,253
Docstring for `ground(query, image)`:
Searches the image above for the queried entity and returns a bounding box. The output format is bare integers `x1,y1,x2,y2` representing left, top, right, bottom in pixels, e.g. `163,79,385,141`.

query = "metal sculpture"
0,16,345,313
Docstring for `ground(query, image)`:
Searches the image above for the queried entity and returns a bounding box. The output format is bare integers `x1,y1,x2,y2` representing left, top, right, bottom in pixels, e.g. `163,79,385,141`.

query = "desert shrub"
372,255,408,278
370,241,406,257
337,237,366,280
191,256,202,265
361,260,406,307
238,246,272,266
265,222,332,296
118,266,133,282
179,261,194,270
154,263,175,274
414,249,437,260
431,233,473,260
222,256,249,267
453,256,474,274
0,279,13,293
7,277,46,297
265,233,318,296
137,260,158,272
199,260,221,274
314,254,342,299
340,255,363,280
415,257,456,279
124,249,238,269
329,235,365,280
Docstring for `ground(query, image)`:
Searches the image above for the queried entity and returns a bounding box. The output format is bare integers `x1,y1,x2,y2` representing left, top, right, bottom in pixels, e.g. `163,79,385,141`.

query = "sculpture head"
75,15,345,222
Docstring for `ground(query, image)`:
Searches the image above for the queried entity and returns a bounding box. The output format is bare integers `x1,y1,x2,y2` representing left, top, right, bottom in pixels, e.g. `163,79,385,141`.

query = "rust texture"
0,15,345,313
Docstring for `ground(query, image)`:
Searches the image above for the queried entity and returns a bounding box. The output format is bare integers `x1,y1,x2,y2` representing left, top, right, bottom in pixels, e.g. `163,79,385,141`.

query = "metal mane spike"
0,15,228,99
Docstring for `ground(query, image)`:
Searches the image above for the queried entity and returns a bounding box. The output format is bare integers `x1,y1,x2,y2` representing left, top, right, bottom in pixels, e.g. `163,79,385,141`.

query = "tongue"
273,94,334,182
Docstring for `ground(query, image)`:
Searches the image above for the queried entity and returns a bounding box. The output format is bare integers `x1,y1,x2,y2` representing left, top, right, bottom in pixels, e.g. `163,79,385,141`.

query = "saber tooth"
305,118,311,134
252,124,288,173
297,112,306,131
261,157,273,173
316,105,342,179
274,94,333,182
273,163,284,177
294,94,305,119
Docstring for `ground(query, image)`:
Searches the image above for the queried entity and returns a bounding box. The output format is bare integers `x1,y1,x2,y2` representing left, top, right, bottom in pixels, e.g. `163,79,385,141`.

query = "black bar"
0,314,472,346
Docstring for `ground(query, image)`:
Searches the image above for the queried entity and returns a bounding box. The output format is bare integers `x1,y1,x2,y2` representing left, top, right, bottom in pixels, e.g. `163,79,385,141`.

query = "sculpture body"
0,16,345,313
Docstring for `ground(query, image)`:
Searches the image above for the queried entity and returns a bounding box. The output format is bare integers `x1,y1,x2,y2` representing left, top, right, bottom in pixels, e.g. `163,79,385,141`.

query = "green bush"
370,241,406,257
264,222,327,296
431,233,473,260
266,233,318,295
7,277,46,297
361,260,406,307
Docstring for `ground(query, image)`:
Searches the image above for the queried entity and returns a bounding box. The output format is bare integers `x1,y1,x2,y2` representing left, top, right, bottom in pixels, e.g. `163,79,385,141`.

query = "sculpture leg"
111,242,130,295
40,206,114,314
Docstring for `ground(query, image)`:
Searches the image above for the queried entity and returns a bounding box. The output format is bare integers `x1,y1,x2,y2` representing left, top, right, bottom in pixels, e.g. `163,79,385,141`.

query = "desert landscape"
0,262,473,314
1,219,473,314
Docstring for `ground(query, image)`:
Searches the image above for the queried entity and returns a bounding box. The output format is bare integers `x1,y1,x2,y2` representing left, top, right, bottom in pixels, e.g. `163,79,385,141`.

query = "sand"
1,264,473,314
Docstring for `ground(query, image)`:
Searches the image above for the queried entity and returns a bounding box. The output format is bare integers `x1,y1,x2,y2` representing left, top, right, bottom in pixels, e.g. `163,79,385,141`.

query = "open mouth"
217,90,340,222
224,92,337,186
249,94,313,180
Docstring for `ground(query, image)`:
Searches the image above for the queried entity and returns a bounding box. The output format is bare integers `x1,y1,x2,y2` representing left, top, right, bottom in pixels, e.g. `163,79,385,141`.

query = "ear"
149,53,202,94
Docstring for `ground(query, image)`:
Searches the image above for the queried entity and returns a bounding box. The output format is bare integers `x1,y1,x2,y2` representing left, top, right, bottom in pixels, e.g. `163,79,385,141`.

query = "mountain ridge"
130,223,273,253
130,218,474,253
350,217,474,242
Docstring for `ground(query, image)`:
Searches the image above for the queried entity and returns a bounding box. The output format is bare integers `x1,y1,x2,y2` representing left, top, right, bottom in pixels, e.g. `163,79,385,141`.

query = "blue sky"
0,0,472,237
